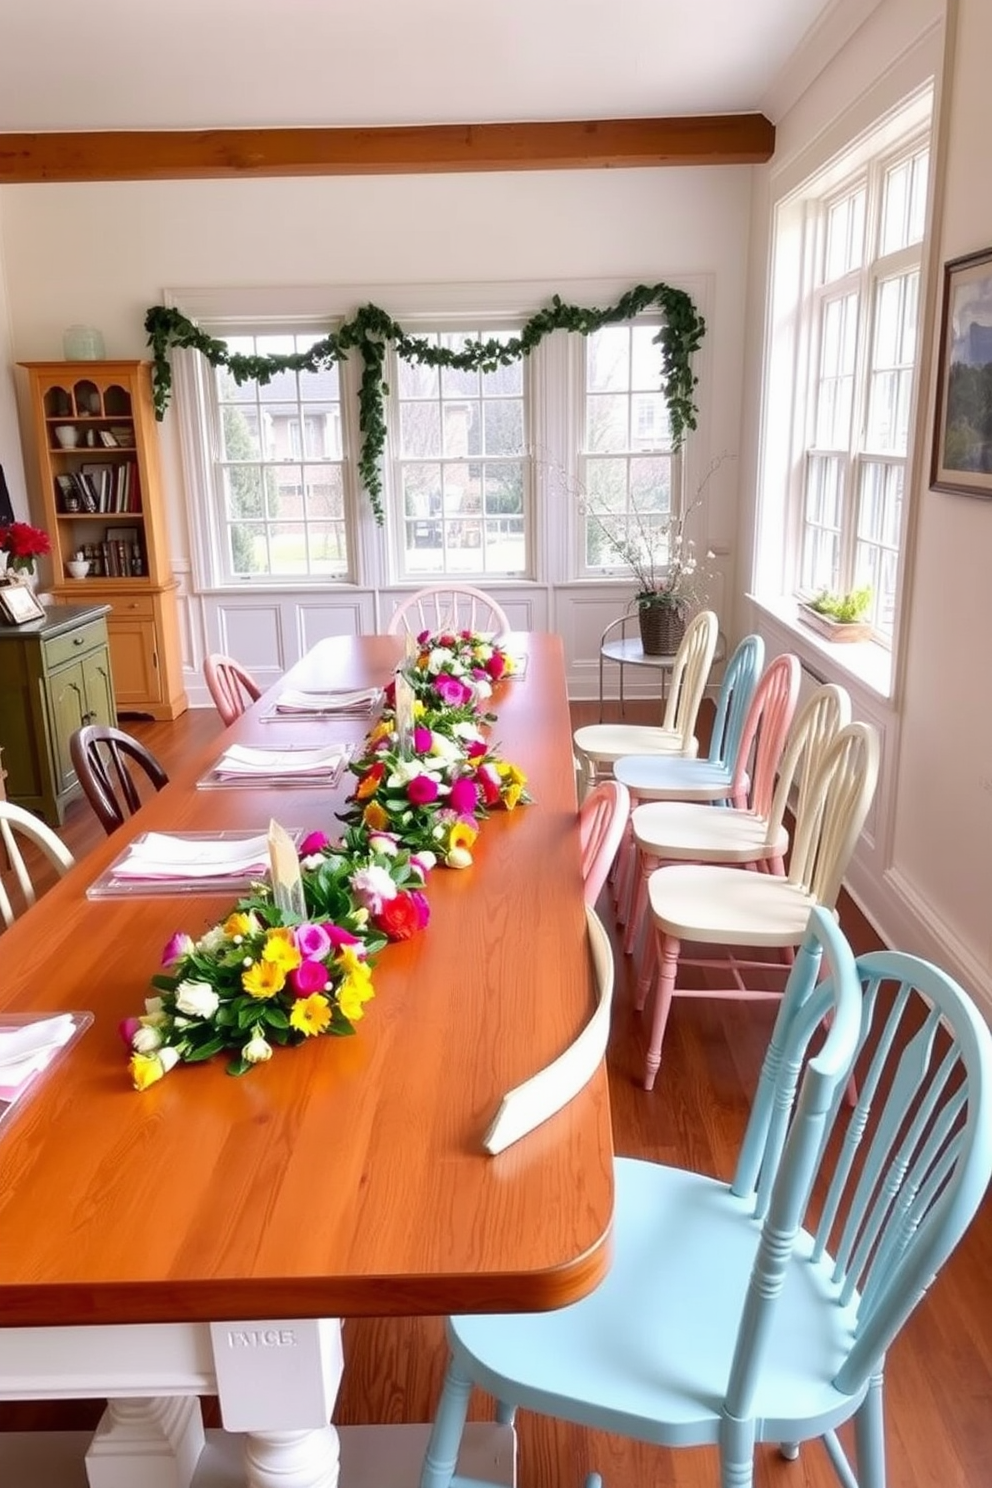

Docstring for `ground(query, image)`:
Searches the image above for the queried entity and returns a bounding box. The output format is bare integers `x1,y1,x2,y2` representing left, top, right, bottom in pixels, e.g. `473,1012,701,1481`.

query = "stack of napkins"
0,1015,79,1104
274,686,381,717
112,832,273,881
212,743,349,784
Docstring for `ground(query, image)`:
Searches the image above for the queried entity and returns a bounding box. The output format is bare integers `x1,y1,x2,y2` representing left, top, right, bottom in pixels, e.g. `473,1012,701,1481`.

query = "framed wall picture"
931,245,992,497
0,580,45,625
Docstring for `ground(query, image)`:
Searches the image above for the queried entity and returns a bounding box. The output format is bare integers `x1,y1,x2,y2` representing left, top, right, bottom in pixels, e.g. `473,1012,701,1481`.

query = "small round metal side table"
598,618,725,721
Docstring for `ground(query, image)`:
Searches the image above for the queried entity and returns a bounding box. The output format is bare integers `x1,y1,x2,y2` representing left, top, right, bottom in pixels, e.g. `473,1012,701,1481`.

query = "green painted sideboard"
0,601,117,824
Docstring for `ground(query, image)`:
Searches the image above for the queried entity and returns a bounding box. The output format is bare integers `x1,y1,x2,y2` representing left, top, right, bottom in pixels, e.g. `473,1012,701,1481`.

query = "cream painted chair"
636,719,879,1090
386,585,509,637
0,802,75,928
573,609,719,798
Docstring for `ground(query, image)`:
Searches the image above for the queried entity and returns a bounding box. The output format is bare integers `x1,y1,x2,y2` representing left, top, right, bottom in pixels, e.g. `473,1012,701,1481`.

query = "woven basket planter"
638,603,686,656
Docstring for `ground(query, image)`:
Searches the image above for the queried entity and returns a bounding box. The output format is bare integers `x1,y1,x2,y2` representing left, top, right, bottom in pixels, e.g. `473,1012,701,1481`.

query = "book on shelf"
98,430,118,448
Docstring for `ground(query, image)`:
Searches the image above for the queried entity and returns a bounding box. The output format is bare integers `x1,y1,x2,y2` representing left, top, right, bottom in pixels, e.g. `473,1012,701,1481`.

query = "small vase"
638,602,686,656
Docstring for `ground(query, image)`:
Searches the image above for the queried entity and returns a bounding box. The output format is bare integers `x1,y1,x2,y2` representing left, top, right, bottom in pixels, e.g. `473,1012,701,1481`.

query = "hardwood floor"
2,699,990,1485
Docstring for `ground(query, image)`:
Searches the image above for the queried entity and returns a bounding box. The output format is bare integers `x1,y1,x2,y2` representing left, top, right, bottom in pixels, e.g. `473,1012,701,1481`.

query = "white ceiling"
0,0,843,134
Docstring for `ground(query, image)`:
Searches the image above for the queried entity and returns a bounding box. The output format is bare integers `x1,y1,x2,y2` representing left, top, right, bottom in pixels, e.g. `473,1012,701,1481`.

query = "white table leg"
86,1395,205,1488
210,1319,344,1488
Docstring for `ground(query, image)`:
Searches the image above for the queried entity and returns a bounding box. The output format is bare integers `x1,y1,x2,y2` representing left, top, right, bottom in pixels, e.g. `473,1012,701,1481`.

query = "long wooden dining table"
0,631,614,1488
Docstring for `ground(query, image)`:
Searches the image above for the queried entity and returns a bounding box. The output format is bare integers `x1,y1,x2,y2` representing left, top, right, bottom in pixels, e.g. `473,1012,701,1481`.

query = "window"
798,135,929,640
211,332,350,580
580,322,676,573
389,328,528,579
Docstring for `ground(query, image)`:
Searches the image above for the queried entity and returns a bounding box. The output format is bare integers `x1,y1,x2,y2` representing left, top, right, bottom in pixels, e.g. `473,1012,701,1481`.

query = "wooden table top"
0,632,614,1328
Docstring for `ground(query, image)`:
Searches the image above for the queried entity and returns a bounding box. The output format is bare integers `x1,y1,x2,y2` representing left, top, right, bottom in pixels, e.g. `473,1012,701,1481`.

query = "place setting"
196,741,356,789
259,685,384,721
86,829,304,898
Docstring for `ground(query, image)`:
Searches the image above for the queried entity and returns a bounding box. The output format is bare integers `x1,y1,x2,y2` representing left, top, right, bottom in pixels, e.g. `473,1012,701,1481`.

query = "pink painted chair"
204,653,262,727
617,652,801,947
579,780,631,909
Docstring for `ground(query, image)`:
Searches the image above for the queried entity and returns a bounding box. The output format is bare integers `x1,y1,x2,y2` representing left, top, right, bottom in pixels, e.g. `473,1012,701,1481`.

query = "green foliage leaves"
144,283,706,526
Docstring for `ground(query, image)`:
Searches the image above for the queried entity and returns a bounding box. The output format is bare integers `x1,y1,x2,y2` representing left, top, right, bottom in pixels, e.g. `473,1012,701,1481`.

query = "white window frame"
755,85,934,677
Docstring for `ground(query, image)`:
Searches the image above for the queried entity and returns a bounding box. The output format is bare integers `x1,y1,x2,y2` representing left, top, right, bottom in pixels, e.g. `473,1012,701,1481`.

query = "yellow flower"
339,973,375,1022
503,782,523,811
413,699,426,717
496,761,527,786
368,720,392,745
224,911,257,939
337,944,368,978
448,821,478,852
242,960,287,999
290,993,332,1037
129,1047,179,1091
261,928,302,973
363,801,389,830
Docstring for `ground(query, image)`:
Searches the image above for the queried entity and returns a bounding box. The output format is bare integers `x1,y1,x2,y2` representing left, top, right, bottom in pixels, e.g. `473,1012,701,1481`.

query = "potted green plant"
797,585,873,642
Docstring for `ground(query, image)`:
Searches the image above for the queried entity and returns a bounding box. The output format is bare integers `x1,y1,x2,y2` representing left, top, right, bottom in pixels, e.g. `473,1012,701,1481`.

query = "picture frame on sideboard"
0,579,45,625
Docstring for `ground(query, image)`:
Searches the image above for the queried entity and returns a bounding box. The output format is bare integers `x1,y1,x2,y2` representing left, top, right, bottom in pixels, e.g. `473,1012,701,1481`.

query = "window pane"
392,327,528,579
582,324,673,572
801,454,843,592
880,148,929,254
824,187,866,281
814,293,858,447
866,271,918,455
213,330,349,579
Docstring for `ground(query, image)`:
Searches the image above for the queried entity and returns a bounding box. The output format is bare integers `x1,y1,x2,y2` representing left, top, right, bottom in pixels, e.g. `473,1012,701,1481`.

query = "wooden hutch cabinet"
20,360,188,720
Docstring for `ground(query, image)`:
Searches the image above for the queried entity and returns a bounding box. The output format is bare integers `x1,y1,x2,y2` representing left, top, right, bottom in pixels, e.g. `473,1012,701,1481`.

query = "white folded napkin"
214,744,346,780
112,832,272,881
275,687,381,715
0,1015,78,1097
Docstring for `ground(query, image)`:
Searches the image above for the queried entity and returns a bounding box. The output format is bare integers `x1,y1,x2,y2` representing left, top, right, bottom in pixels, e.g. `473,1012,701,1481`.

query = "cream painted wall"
0,165,752,698
0,198,29,520
891,0,992,995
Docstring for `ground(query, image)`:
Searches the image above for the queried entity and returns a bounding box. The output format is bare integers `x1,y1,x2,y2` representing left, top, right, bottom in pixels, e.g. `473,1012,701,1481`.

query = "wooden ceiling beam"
0,115,774,183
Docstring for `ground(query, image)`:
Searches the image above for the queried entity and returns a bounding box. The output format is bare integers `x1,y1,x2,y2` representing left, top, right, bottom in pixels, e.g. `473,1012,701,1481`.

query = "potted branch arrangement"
583,463,720,656
797,585,873,643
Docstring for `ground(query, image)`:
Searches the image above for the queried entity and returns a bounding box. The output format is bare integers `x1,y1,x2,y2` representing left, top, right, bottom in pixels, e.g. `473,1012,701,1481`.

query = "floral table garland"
122,631,529,1089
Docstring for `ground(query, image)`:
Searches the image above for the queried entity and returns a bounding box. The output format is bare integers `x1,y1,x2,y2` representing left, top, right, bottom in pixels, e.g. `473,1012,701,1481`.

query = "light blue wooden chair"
419,907,992,1488
609,632,766,919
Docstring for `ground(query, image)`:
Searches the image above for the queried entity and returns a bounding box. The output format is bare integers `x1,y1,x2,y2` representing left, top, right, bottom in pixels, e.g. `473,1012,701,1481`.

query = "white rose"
196,925,226,955
243,1031,273,1064
445,846,474,869
470,677,493,702
175,980,220,1019
132,1024,164,1054
451,721,483,743
158,1047,181,1074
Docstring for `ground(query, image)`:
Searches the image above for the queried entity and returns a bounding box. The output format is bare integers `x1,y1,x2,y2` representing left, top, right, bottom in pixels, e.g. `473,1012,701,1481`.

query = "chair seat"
573,725,697,765
614,754,732,801
448,1158,859,1447
647,862,818,944
632,800,789,864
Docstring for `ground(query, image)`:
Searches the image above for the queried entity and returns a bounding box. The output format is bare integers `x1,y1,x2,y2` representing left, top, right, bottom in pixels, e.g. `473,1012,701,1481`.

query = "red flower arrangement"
0,520,50,575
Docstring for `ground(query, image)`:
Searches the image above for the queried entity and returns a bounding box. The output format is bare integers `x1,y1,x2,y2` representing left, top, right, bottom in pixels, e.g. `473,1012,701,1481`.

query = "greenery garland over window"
144,283,705,525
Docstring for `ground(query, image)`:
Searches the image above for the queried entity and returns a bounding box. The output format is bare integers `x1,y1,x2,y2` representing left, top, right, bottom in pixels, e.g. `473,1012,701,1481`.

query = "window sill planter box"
797,603,872,644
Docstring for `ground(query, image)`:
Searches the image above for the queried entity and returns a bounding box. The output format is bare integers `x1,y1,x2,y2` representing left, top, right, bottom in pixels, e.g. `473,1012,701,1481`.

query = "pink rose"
408,889,431,929
486,652,506,679
288,959,330,997
161,931,193,967
465,739,488,759
295,922,333,959
449,777,479,815
434,675,472,707
326,925,363,950
299,830,330,856
408,774,440,805
118,1016,142,1048
413,726,433,753
416,629,430,644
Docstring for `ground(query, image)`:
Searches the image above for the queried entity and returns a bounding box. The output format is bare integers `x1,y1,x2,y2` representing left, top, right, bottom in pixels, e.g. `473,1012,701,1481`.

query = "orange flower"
363,801,389,830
